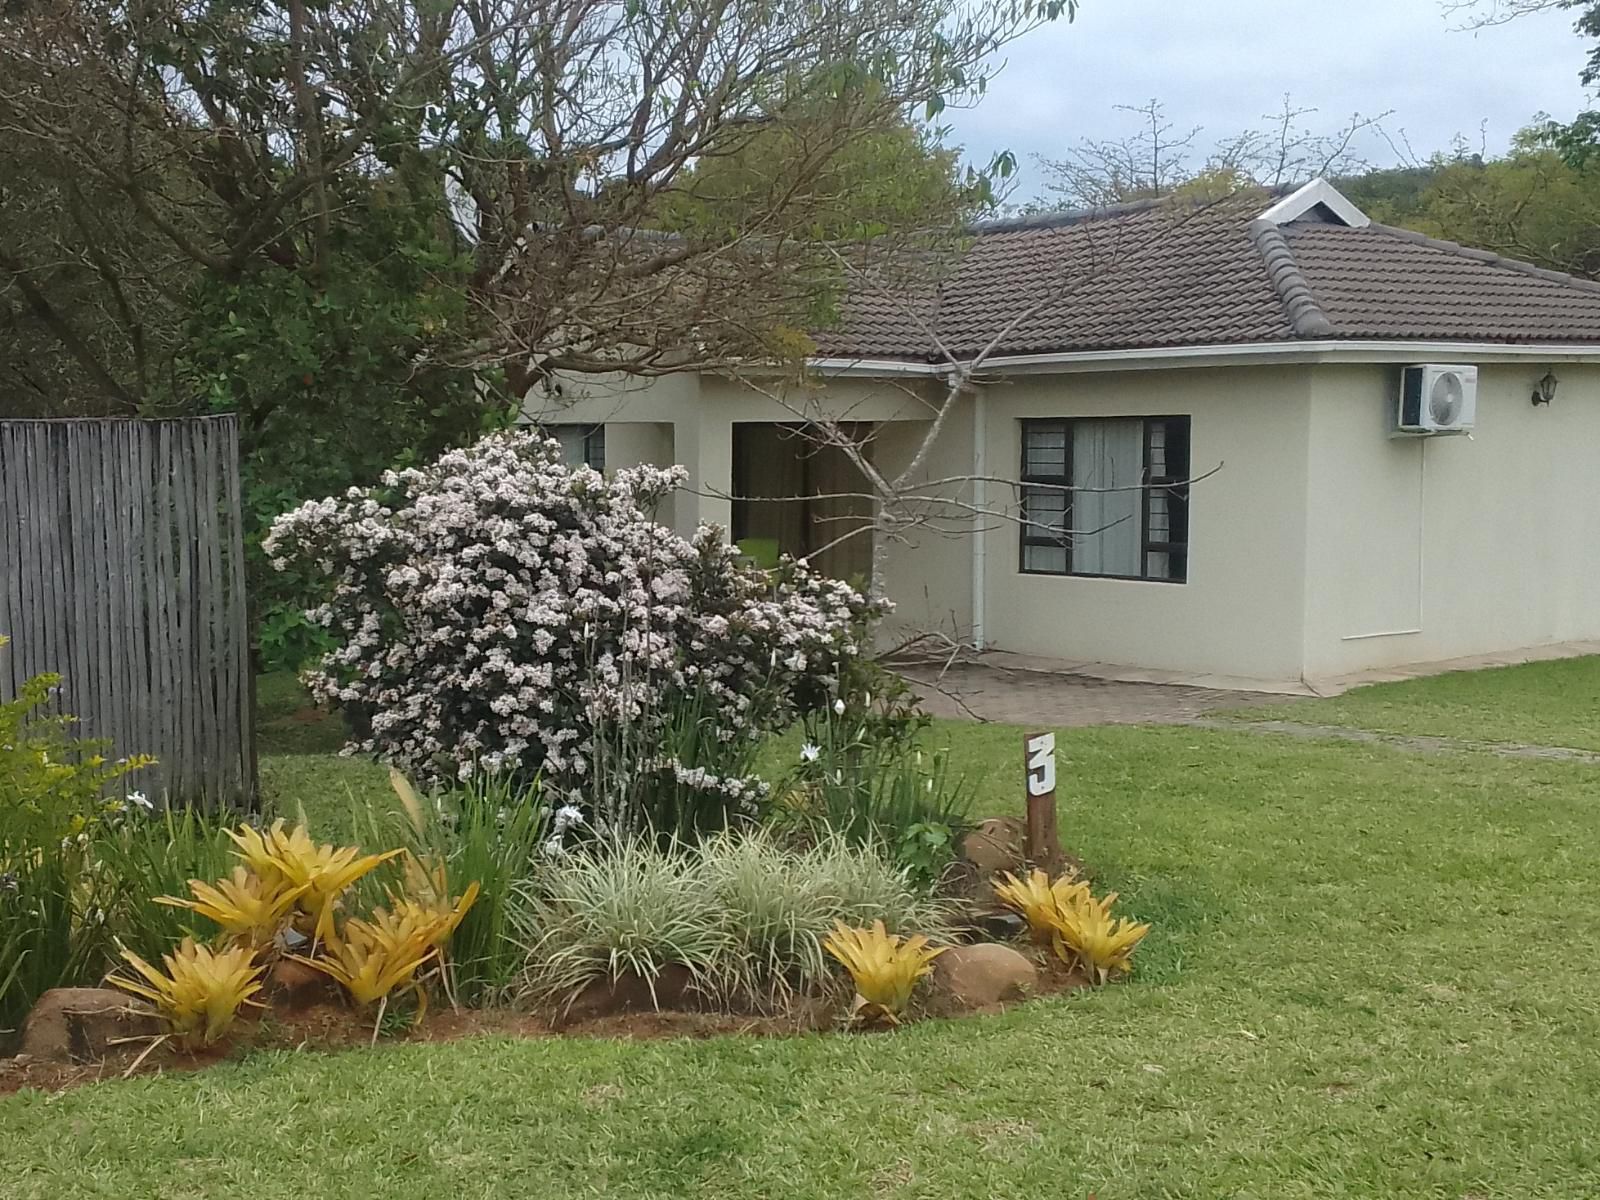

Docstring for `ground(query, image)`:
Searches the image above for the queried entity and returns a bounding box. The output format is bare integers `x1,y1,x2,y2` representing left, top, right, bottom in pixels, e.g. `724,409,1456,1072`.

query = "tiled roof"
1280,221,1600,343
812,190,1600,361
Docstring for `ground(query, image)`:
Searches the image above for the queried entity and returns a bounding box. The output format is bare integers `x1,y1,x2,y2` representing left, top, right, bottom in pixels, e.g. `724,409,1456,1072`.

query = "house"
523,180,1600,689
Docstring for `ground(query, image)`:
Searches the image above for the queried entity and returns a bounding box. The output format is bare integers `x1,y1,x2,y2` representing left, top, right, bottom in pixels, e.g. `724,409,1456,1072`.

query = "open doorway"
731,423,874,584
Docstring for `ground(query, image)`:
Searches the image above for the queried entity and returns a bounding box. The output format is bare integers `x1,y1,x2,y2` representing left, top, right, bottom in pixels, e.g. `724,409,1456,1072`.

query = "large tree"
0,0,1066,413
1454,1,1600,162
0,0,1065,665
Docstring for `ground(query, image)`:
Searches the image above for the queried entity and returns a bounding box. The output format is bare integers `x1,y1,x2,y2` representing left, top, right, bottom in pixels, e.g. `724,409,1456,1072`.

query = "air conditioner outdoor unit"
1396,364,1478,435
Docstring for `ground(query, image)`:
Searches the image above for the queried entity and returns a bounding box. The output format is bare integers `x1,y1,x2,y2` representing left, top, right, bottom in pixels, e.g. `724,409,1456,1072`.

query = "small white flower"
799,743,820,763
126,791,153,813
833,699,846,717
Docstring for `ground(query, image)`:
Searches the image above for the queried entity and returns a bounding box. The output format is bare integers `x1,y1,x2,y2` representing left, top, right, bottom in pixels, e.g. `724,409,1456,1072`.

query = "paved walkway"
901,661,1600,766
901,661,1287,727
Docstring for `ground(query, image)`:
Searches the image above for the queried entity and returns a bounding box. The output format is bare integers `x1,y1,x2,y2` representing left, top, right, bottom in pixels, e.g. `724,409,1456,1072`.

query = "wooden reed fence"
0,415,256,806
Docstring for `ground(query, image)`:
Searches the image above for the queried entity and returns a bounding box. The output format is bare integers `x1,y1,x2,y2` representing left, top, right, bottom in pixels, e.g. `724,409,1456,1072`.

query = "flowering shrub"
265,431,882,833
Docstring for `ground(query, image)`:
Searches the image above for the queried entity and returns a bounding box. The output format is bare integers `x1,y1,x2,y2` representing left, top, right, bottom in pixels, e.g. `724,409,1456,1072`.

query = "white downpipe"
971,386,987,651
1341,438,1426,641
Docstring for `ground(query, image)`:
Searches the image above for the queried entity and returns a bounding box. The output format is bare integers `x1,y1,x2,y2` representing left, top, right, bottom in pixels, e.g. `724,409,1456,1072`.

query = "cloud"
945,0,1593,197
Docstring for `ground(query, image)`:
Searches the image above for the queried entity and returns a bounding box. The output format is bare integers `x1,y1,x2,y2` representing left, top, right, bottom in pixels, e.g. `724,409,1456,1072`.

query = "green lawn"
1241,655,1600,752
7,676,1600,1197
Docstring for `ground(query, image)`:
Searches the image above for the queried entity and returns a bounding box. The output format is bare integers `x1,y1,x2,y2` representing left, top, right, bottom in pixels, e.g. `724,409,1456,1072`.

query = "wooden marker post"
1023,730,1062,873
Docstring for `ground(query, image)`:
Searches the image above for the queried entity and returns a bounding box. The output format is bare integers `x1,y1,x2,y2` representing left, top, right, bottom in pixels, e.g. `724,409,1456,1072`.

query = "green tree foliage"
1454,1,1600,164
1543,0,1600,162
656,115,1005,331
1348,134,1600,281
657,117,994,242
0,637,154,1035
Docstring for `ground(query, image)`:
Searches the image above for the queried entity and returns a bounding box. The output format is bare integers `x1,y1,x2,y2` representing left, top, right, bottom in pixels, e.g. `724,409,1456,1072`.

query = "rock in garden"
265,957,339,1012
959,817,1026,876
17,988,163,1064
930,943,1038,1010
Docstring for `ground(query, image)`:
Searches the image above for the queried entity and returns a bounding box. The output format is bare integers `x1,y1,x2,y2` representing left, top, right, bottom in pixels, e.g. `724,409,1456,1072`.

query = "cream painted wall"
1301,363,1600,679
976,367,1316,681
872,417,977,643
524,359,1600,685
523,370,942,538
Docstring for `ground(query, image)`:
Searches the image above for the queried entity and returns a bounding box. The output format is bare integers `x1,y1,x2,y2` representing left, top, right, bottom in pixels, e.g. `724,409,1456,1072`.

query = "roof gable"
1257,178,1370,229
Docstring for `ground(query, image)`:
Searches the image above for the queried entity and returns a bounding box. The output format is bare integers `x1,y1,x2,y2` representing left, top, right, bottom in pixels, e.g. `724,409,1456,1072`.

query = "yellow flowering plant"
822,919,945,1027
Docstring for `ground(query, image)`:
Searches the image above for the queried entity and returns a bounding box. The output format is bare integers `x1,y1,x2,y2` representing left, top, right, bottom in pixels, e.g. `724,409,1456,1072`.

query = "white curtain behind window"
548,425,588,465
1071,419,1142,576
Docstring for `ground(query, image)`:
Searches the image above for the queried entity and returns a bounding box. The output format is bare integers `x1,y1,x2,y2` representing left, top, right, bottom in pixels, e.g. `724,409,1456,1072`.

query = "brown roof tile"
1280,221,1600,344
813,192,1600,361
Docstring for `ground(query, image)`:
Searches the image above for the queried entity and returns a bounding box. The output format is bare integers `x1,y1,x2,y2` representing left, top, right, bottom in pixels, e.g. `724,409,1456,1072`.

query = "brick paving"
900,662,1288,727
899,662,1600,766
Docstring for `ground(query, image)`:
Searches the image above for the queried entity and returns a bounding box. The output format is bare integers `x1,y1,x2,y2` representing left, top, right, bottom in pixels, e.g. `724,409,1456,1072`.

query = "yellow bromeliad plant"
1046,889,1151,985
109,938,265,1049
822,920,945,1027
226,821,401,945
156,866,308,950
389,853,481,952
297,873,479,1020
297,911,438,1023
992,868,1089,943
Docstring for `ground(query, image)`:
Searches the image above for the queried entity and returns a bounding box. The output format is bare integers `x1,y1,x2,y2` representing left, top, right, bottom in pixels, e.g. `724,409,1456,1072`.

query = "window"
543,423,606,471
1018,416,1190,582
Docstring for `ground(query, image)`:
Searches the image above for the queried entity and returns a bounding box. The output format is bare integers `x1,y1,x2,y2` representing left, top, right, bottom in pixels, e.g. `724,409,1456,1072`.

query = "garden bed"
1,948,1094,1098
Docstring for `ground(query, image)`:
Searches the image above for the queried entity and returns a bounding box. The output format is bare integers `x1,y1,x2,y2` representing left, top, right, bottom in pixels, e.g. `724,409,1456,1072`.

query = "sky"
944,0,1596,200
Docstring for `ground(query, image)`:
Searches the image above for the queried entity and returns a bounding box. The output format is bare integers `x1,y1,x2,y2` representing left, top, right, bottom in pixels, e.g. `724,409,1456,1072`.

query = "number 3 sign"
1022,731,1061,871
1025,731,1056,797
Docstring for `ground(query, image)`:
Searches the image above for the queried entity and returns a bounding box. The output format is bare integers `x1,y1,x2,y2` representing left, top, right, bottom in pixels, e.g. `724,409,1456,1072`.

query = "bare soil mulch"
1,949,1089,1098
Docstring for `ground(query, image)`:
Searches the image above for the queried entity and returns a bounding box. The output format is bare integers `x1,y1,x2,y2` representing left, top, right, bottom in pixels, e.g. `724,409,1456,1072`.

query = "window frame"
1017,415,1191,584
540,422,606,471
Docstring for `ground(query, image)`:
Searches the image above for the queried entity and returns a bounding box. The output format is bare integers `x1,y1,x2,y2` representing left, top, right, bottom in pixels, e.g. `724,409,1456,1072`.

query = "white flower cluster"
265,431,882,806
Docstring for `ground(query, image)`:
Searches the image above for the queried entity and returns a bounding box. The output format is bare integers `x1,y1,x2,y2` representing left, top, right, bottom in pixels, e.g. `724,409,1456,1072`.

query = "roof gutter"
809,340,1600,379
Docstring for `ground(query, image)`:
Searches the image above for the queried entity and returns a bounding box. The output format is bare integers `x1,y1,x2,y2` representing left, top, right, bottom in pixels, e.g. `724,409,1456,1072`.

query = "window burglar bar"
1018,416,1191,583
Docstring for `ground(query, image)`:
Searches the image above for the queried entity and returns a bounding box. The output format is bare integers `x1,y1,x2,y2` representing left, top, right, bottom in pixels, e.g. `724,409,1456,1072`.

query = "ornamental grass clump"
517,831,950,1013
821,920,945,1027
519,839,731,1008
701,831,949,1008
372,771,551,1005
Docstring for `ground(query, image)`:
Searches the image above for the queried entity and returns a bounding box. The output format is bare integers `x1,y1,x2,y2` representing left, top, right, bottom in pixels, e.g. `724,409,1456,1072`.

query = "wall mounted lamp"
1532,370,1558,407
